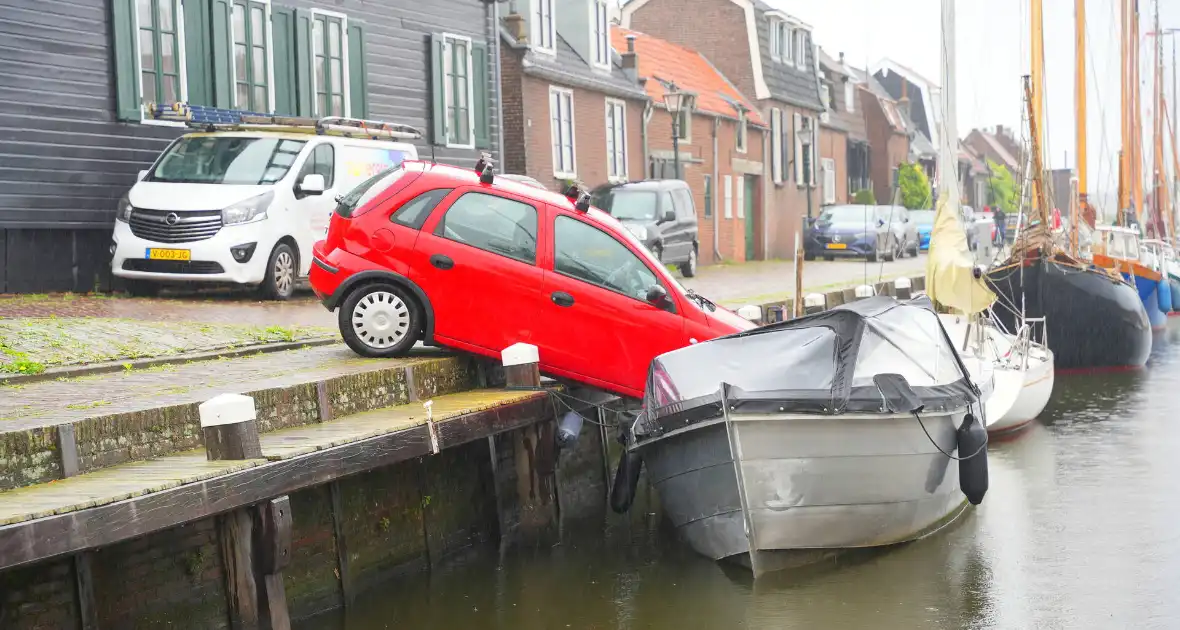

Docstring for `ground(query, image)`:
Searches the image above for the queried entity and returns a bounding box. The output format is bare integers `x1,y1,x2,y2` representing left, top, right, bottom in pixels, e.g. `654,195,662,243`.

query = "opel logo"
165,213,179,226
833,234,841,243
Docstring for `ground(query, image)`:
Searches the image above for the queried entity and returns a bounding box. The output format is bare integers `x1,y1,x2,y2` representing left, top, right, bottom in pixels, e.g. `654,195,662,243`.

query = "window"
554,215,661,301
845,81,856,113
770,20,790,63
441,35,473,147
298,143,335,188
312,12,347,117
592,0,611,68
137,0,185,113
724,175,733,219
148,136,305,185
232,1,271,113
793,29,808,70
392,188,453,230
770,108,782,184
436,192,539,265
532,0,556,53
671,188,695,219
703,175,713,218
659,191,674,221
781,111,791,185
550,87,576,177
606,98,628,181
675,109,691,143
822,157,836,204
736,110,747,153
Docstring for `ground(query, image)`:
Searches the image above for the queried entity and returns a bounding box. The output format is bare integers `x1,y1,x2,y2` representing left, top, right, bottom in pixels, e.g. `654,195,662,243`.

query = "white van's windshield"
148,136,308,185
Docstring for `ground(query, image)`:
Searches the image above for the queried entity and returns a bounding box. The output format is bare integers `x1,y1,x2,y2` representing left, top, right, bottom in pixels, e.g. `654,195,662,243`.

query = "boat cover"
639,296,980,435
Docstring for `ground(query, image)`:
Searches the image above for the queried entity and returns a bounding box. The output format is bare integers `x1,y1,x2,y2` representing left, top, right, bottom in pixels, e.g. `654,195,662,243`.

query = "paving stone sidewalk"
0,344,446,431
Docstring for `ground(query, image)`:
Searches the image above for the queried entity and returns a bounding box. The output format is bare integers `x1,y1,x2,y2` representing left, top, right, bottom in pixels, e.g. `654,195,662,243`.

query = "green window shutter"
294,9,314,116
183,0,213,106
347,21,368,119
111,0,141,121
471,41,490,149
430,33,446,145
210,0,233,108
272,6,297,115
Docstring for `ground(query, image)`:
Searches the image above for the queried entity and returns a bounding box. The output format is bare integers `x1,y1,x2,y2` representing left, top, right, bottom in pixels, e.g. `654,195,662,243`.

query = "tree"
852,188,876,205
986,159,1018,214
898,163,931,210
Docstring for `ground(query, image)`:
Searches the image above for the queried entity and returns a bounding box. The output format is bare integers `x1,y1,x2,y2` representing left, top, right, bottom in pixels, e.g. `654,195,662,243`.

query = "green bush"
852,188,876,205
986,160,1018,214
898,163,931,210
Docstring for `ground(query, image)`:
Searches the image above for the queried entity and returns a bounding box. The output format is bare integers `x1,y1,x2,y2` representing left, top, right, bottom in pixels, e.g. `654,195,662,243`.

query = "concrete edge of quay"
0,353,505,492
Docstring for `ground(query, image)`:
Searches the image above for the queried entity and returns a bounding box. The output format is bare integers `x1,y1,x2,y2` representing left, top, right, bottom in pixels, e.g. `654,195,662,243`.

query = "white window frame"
736,110,748,154
724,175,733,219
229,0,276,114
605,97,628,182
674,108,692,144
822,157,836,204
736,175,745,219
310,8,352,118
134,0,190,127
591,0,611,70
794,28,809,71
845,80,856,113
532,0,556,55
550,86,576,178
440,33,476,149
794,112,804,184
769,19,786,62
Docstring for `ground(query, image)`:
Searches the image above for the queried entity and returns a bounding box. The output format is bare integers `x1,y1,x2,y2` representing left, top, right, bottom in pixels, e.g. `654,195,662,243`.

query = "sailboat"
924,0,1054,437
985,0,1152,370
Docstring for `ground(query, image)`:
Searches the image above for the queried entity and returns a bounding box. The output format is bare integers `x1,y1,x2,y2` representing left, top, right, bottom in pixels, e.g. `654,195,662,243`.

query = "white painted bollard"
736,304,763,323
854,284,876,300
804,293,826,315
502,342,541,389
894,276,912,300
199,393,262,461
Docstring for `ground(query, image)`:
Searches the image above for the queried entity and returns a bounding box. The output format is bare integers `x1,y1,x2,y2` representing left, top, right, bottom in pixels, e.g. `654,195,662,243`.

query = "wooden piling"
502,343,541,389
199,394,262,461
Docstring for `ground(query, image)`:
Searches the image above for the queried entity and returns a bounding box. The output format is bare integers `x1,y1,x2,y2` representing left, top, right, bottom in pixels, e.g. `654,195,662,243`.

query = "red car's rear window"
334,166,421,218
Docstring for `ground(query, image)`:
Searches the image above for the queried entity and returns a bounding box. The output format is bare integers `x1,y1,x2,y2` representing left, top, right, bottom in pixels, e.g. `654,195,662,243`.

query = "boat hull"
986,259,1151,369
1170,276,1180,314
635,409,969,576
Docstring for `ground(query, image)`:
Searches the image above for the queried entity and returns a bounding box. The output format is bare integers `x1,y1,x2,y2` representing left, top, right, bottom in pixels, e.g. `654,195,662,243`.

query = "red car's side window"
551,214,674,312
389,188,453,230
432,192,540,265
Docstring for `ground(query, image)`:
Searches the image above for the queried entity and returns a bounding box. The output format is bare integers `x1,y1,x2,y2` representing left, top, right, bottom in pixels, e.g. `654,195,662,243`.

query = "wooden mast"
1119,0,1130,219
1153,0,1167,239
1076,0,1091,229
1030,0,1047,216
1133,2,1145,222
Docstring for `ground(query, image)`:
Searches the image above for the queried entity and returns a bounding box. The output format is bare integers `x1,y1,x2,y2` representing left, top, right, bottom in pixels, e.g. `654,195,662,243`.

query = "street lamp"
663,84,696,180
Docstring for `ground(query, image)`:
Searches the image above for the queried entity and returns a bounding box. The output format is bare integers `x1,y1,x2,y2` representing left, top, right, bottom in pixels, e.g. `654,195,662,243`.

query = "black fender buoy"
956,412,989,505
610,450,643,514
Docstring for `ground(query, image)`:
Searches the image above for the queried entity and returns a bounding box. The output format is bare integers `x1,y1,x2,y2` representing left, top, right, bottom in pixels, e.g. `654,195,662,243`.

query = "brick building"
621,0,826,260
817,49,871,206
858,72,911,205
498,0,648,190
612,27,767,263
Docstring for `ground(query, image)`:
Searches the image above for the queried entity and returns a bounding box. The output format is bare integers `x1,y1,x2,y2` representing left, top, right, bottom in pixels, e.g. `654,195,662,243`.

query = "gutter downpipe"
713,116,722,262
490,0,507,165
642,100,654,181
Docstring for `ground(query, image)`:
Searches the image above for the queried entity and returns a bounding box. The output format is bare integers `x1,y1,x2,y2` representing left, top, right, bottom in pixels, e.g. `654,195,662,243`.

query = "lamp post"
662,85,695,180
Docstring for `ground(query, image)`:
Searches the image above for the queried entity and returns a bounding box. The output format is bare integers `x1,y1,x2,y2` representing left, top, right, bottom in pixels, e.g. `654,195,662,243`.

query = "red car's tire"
338,282,421,358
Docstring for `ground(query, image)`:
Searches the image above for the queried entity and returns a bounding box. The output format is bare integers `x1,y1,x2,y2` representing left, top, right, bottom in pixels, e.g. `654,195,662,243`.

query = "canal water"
304,324,1180,630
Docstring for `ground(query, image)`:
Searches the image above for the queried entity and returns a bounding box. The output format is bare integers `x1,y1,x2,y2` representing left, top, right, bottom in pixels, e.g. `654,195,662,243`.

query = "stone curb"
0,337,340,386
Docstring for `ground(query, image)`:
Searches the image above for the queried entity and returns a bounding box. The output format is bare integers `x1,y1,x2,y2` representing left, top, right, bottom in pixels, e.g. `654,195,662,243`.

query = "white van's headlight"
116,194,133,222
222,191,275,225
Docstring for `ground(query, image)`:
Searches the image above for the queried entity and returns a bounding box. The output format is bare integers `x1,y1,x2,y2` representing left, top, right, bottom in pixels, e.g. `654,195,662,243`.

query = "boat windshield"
148,136,307,185
1101,230,1139,259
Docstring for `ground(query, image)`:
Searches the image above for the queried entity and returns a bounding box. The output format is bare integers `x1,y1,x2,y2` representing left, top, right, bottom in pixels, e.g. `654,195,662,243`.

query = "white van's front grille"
129,209,223,243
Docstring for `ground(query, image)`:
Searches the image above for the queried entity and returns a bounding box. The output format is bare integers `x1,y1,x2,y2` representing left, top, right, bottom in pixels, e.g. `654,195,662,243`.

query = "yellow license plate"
825,243,847,250
146,248,191,261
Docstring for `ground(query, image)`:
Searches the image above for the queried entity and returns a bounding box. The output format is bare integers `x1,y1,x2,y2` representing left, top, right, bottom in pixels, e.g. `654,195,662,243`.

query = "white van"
111,116,420,299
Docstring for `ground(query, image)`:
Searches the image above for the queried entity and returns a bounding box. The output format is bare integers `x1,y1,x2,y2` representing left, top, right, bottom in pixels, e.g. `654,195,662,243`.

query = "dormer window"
532,0,555,54
769,19,791,64
845,81,856,113
793,28,808,70
592,0,610,69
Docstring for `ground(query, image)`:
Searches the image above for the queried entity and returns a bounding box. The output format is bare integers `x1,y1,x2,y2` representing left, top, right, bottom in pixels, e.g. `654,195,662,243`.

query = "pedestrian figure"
993,206,1007,245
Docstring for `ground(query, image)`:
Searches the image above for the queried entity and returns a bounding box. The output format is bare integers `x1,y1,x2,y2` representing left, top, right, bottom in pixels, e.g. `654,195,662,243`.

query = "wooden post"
894,276,913,300
794,229,805,317
253,497,293,630
200,394,262,461
502,343,541,389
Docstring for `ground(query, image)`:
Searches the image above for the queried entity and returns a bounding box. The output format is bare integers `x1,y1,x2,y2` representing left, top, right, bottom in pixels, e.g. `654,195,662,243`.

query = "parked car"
308,161,752,399
909,209,935,250
804,204,891,262
589,180,700,277
110,116,419,300
875,205,920,259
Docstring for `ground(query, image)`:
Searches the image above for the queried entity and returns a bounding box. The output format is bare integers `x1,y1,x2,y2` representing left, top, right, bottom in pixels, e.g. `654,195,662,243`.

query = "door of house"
743,175,757,260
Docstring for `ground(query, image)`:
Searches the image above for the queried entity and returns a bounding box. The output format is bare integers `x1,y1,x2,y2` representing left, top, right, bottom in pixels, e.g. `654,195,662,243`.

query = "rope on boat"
911,411,987,461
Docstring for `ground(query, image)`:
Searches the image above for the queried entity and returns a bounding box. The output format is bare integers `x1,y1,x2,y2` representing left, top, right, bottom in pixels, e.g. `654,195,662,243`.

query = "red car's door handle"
551,291,575,307
430,254,454,270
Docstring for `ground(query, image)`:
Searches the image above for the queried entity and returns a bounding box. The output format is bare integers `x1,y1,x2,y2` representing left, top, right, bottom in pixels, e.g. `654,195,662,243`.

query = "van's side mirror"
137,169,148,181
299,173,326,195
646,284,669,306
662,209,676,223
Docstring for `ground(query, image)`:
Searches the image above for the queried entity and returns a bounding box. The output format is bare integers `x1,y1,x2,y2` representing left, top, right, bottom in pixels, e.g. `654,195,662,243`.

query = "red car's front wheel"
339,283,421,358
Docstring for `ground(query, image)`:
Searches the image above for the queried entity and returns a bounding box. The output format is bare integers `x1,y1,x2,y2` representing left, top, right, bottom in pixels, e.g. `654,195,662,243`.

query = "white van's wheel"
339,283,420,358
260,243,296,300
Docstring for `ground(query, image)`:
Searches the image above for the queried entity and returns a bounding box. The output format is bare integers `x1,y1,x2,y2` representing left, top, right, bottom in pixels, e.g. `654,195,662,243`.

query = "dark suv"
590,180,700,277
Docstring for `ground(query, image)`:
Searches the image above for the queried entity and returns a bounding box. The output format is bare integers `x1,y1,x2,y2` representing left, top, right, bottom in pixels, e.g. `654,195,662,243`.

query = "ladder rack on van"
148,102,423,141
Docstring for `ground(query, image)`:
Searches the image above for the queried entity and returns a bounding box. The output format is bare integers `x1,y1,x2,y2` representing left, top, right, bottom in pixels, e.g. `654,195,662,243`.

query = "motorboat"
610,296,990,577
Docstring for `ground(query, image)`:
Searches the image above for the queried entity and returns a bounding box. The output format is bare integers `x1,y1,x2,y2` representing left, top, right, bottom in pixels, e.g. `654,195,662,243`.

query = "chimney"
622,34,639,83
996,124,1005,137
504,11,527,43
839,52,845,65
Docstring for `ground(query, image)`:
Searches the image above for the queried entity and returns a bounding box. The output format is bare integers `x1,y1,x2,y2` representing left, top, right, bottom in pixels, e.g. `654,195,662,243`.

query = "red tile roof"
612,26,765,126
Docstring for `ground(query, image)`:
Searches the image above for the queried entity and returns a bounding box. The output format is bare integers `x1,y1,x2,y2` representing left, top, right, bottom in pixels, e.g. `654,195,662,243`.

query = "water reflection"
305,324,1180,630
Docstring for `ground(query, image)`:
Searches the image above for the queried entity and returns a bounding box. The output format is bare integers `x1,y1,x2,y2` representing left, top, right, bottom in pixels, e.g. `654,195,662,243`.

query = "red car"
309,159,753,399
